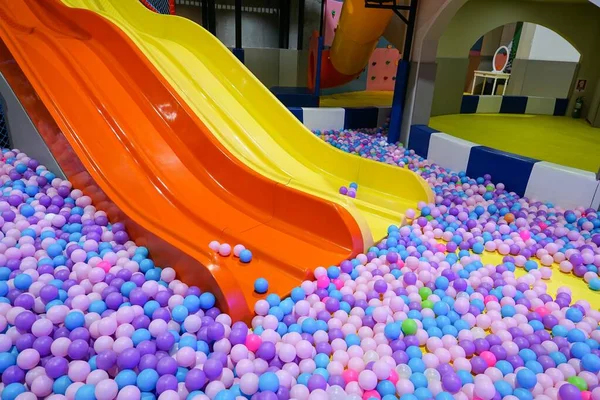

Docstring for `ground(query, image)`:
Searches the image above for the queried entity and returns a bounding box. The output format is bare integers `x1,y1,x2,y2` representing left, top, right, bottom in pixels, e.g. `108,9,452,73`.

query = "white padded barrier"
525,162,600,209
301,108,345,131
427,132,477,173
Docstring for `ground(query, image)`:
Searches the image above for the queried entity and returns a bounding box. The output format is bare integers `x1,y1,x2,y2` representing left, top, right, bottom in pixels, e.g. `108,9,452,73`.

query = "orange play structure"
0,0,364,322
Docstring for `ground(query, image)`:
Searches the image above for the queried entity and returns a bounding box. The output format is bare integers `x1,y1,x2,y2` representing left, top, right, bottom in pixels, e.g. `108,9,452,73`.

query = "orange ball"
504,213,515,223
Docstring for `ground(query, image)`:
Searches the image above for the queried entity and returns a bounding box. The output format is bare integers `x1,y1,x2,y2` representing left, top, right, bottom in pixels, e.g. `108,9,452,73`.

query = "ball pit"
0,128,599,400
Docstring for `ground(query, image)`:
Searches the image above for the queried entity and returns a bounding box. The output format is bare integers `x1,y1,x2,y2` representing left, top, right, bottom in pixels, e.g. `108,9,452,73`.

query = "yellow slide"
63,0,433,244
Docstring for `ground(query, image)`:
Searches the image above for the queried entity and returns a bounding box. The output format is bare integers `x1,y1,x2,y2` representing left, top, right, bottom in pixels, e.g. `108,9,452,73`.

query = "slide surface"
62,0,433,243
0,0,363,321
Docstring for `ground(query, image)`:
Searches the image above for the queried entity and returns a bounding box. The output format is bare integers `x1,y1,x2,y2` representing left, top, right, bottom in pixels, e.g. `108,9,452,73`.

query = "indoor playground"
0,0,598,400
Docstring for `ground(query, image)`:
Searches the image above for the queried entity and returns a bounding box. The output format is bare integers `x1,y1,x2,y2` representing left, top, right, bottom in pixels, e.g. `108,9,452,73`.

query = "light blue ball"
137,369,159,392
75,384,97,400
14,274,32,290
1,383,26,400
239,249,253,263
258,371,279,392
254,278,268,294
64,311,85,330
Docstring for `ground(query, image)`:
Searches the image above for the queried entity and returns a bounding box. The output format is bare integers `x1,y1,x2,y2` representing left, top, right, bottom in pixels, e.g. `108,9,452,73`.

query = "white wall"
528,25,581,62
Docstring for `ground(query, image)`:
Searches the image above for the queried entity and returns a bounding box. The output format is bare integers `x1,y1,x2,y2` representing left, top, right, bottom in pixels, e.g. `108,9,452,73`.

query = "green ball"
402,319,417,335
421,299,434,309
567,376,587,391
486,184,494,191
419,287,432,300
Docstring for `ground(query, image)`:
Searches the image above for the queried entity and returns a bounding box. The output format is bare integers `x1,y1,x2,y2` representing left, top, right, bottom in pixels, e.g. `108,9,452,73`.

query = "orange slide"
0,0,364,322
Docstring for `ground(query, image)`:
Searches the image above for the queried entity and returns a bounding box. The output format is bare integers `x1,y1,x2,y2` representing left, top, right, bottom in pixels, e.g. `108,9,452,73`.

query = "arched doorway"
404,0,600,134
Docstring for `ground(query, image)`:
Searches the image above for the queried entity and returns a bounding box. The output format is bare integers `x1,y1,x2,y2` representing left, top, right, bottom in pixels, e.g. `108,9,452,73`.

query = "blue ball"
47,243,63,258
567,328,586,343
1,383,26,400
258,371,279,392
254,278,268,294
53,376,73,395
132,329,152,346
65,311,85,330
20,205,35,218
14,274,32,290
266,294,280,307
571,342,591,359
516,368,536,389
384,322,401,340
0,353,16,373
183,296,201,313
472,242,484,254
137,369,159,392
172,305,189,323
199,293,215,310
239,249,253,263
582,353,600,372
290,287,305,302
75,384,96,400
115,369,137,388
566,307,583,323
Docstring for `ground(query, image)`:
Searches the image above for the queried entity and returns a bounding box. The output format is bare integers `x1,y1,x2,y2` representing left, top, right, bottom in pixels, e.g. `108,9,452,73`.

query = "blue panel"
387,60,410,143
344,107,379,129
466,146,538,196
271,87,319,108
232,48,245,64
554,98,569,116
500,96,528,114
460,95,480,114
288,107,303,123
408,125,438,159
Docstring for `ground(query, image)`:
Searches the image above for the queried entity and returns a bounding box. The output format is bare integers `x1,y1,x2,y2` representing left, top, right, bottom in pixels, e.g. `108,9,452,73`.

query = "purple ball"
117,348,140,370
32,336,53,357
137,340,157,357
156,356,178,376
307,374,327,391
156,374,178,394
207,322,225,342
441,373,462,393
256,342,276,361
185,368,206,391
67,339,89,360
15,334,35,352
96,350,117,371
44,357,69,379
1,366,25,385
14,312,36,333
202,358,223,380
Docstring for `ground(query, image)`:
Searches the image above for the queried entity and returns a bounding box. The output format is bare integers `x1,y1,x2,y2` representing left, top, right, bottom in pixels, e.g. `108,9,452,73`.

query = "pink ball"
218,243,231,257
480,351,497,367
17,349,40,370
31,375,54,397
245,334,262,352
233,244,245,257
117,386,141,400
358,370,377,390
95,379,119,400
342,369,358,383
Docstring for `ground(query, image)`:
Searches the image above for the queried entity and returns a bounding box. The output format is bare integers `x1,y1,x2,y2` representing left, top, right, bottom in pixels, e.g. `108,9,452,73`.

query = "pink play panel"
323,0,343,47
366,47,401,91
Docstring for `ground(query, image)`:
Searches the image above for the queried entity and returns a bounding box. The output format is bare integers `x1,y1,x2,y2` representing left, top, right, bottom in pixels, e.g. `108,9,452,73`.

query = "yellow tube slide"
313,0,394,89
331,0,393,75
63,0,433,244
